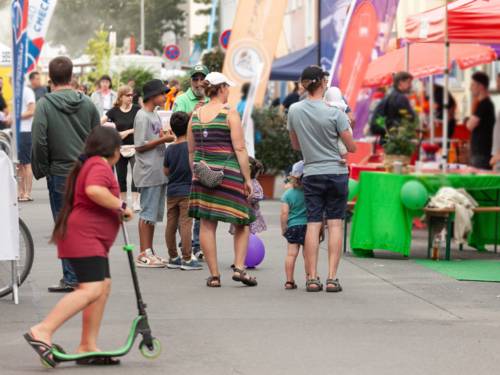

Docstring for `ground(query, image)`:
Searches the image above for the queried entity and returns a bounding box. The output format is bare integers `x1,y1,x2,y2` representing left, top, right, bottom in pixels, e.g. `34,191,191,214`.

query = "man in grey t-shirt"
133,79,174,268
288,65,356,293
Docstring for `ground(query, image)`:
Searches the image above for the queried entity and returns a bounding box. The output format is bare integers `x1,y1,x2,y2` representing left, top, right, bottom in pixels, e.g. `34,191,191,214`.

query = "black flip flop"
76,356,121,365
23,332,57,368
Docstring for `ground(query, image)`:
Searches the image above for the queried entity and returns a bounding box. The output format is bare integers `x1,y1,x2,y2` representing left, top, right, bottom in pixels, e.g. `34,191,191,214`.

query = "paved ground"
1,179,500,374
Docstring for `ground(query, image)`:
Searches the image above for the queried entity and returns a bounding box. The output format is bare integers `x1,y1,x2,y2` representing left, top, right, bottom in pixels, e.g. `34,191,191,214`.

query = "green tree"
192,0,220,50
253,108,301,175
118,66,154,94
201,48,225,73
47,0,186,55
84,29,111,84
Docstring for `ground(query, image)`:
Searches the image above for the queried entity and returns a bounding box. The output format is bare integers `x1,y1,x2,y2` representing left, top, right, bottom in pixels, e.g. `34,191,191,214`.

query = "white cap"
290,160,304,178
205,72,236,87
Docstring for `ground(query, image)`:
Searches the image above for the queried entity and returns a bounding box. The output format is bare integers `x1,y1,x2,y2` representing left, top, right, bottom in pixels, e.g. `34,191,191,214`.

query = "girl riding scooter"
24,126,133,367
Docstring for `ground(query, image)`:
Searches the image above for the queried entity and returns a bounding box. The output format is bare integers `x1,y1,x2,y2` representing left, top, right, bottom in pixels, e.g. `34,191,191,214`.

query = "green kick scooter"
36,223,161,368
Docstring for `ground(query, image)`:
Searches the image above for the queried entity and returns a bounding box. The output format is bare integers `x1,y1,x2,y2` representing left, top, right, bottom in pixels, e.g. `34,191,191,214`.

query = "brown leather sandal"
206,275,221,287
232,267,258,287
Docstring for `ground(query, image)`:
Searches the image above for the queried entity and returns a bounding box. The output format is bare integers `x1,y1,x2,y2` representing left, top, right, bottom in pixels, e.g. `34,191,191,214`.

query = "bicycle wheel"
0,218,35,298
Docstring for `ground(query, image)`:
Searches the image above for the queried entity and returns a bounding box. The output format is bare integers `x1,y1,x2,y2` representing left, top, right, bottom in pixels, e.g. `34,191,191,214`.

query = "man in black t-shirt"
467,72,495,170
385,71,416,130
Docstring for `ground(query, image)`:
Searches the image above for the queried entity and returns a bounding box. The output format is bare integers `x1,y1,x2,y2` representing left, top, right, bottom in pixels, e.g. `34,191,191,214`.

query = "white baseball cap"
290,160,304,178
205,72,236,87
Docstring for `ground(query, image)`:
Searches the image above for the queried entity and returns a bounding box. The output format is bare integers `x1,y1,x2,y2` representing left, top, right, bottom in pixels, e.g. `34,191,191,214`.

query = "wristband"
118,200,127,212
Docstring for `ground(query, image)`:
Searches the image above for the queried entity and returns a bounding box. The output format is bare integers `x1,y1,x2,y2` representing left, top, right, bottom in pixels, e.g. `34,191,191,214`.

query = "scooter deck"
51,316,144,362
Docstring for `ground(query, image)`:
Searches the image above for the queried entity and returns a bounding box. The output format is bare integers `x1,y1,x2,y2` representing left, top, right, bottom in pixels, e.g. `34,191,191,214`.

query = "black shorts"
284,225,307,245
303,174,348,222
66,257,110,283
18,132,32,165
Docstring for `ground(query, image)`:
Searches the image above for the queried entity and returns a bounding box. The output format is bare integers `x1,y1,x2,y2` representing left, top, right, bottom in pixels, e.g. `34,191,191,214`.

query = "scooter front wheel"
139,338,161,359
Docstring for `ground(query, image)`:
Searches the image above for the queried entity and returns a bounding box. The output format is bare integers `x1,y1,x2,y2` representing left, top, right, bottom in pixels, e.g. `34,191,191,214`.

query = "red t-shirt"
58,156,121,258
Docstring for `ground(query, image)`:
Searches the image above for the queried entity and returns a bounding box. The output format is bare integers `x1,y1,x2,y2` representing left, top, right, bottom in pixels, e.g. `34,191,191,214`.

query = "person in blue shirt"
280,161,308,290
163,111,203,271
237,82,250,118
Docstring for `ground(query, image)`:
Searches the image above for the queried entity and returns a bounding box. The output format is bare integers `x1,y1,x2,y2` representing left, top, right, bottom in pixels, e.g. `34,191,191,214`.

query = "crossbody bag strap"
196,108,233,169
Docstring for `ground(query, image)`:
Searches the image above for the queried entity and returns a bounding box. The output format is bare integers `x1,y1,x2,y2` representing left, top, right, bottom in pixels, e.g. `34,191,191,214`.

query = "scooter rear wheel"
139,338,161,359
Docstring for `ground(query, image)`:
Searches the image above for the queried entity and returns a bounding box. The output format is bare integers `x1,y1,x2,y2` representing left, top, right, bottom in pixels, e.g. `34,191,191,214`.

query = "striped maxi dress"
189,108,255,226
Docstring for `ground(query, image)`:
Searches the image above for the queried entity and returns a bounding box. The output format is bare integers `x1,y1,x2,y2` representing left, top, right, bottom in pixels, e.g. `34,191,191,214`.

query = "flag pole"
442,2,449,170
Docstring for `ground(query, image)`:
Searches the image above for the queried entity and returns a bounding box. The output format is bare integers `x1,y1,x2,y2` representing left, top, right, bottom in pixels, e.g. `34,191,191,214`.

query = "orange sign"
223,0,288,107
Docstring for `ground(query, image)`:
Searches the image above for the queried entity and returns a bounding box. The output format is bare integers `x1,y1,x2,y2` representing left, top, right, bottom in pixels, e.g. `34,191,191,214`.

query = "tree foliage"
201,48,225,73
192,0,220,50
47,0,186,55
118,66,154,94
253,108,301,175
84,29,111,84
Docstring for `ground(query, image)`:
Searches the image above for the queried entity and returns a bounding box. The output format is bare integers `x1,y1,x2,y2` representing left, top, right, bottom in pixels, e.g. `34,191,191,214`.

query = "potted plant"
382,116,418,172
253,107,301,198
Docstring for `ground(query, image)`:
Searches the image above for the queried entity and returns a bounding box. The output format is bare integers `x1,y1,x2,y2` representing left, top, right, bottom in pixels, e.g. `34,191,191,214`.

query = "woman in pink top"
24,126,133,367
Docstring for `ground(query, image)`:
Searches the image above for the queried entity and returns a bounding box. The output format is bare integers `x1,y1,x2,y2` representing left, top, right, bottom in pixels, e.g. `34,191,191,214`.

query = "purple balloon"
244,234,265,268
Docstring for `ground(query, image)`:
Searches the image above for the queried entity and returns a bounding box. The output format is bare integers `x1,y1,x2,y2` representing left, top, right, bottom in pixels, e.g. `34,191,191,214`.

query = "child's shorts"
284,225,307,245
139,184,166,224
66,256,110,283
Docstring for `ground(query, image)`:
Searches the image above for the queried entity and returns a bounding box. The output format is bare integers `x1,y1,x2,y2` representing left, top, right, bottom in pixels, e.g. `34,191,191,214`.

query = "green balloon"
400,180,429,210
348,178,359,201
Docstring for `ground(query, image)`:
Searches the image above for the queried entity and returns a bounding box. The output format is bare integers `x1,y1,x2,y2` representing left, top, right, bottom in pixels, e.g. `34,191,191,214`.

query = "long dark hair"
51,126,122,242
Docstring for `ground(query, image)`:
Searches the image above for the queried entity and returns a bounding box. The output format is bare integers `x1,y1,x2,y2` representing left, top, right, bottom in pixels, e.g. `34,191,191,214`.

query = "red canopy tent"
404,0,500,168
363,43,497,88
406,0,500,43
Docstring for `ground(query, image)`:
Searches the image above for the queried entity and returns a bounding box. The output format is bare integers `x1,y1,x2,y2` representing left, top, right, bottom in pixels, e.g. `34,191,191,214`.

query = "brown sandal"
284,281,297,290
206,275,221,287
232,267,258,287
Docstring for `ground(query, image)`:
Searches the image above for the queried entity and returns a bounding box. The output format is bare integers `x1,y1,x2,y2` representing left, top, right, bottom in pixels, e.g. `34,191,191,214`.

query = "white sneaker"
133,200,141,212
135,249,166,268
151,250,168,265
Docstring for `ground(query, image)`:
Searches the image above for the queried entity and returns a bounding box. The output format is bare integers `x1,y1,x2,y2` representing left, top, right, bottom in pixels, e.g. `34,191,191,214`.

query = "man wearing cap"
287,65,356,293
173,64,210,115
173,64,210,259
133,79,175,268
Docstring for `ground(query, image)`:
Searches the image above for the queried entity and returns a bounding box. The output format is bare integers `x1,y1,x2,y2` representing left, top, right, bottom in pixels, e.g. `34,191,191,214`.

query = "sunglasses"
125,94,134,97
191,77,205,82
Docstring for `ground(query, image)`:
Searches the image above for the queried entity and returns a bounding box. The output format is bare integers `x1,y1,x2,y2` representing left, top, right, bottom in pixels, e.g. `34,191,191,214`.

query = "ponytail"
50,155,87,243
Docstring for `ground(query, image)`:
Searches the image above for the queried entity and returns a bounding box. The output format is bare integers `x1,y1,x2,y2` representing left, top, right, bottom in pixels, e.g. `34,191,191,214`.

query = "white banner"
241,63,263,158
0,151,19,261
26,0,58,72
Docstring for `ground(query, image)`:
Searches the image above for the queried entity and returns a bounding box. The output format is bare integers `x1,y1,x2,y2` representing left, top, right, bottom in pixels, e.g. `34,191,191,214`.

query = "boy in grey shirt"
133,79,174,268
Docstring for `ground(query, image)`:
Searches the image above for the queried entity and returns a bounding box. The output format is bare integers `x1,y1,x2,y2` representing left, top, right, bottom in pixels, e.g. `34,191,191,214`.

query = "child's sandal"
284,281,297,290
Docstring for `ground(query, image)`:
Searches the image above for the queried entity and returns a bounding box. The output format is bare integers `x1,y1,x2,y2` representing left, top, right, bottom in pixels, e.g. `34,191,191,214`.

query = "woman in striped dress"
187,72,257,288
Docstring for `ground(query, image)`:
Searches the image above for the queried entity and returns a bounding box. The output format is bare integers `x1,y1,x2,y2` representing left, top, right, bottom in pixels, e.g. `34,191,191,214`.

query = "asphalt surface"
1,179,500,374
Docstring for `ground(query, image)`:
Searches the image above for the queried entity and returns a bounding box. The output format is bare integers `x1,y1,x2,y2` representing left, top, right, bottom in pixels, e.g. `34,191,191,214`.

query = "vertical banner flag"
11,0,29,153
328,0,400,138
319,0,352,72
26,0,58,72
223,0,288,108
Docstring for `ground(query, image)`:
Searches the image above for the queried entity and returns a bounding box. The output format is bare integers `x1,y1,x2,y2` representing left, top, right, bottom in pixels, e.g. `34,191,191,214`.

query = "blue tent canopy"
269,44,318,81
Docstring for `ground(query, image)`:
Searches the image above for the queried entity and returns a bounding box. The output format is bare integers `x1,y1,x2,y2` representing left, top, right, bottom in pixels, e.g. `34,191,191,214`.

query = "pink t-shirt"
58,156,120,258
